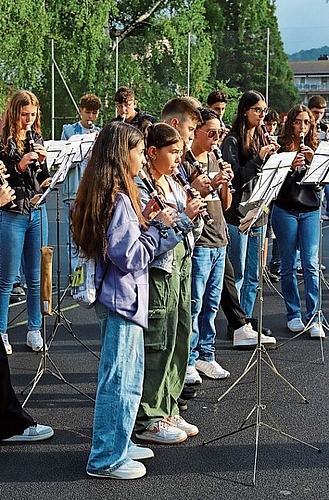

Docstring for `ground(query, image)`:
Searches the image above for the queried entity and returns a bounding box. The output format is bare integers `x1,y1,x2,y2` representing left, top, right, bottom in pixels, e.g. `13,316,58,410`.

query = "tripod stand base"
203,405,321,486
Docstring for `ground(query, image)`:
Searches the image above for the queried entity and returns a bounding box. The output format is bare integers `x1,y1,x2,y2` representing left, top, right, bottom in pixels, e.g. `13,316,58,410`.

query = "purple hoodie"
95,192,161,328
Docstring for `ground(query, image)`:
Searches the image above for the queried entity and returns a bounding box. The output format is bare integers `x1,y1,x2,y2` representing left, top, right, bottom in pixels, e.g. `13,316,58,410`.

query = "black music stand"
203,152,320,486
22,141,97,406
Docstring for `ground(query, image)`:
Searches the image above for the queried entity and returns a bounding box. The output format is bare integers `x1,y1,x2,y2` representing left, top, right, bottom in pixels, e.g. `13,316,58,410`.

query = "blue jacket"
60,122,101,200
95,192,162,329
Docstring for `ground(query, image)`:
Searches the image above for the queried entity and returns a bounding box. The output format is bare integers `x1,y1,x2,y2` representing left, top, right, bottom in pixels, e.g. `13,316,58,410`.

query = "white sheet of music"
243,151,296,205
301,141,329,185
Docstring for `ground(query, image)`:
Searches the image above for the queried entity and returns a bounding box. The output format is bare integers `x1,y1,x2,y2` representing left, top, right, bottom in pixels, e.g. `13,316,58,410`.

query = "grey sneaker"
26,330,43,351
0,333,12,355
2,424,54,442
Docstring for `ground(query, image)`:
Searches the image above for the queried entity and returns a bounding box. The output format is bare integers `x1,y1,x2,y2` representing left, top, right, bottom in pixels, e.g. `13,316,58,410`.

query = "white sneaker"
136,420,187,444
166,415,199,437
309,322,325,338
287,318,305,333
127,443,154,460
87,459,146,479
322,214,329,221
2,424,54,442
26,330,43,351
233,323,276,348
195,359,230,379
0,333,12,355
185,365,202,385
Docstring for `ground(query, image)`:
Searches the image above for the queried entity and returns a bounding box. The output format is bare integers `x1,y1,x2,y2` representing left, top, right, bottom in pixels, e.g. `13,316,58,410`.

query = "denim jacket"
95,192,161,329
136,175,203,274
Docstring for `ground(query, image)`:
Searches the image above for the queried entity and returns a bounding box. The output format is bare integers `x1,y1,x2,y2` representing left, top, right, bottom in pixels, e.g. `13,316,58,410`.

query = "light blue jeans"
272,205,320,322
227,223,264,319
0,207,48,333
87,303,144,474
189,246,226,365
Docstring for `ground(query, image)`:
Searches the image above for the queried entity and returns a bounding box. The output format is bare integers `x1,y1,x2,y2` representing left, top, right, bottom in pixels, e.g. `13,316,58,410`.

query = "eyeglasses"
250,107,268,115
198,129,223,139
293,119,310,126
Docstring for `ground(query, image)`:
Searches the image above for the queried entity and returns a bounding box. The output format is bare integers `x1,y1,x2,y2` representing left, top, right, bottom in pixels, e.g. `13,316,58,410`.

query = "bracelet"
15,161,25,174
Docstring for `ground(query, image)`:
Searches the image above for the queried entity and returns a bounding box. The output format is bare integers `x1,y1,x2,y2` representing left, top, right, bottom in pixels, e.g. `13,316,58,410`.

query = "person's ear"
170,118,179,128
147,145,157,161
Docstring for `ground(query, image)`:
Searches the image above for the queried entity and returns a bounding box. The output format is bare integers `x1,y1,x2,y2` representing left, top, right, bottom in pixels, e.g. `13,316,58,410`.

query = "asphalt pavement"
1,221,329,500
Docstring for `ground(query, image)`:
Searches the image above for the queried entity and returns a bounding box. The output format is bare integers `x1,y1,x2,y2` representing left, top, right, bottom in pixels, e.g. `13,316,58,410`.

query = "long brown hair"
278,104,318,152
1,90,41,153
72,121,146,259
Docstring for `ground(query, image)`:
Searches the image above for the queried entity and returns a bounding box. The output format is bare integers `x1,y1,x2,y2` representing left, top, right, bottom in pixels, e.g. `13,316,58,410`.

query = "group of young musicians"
0,86,327,479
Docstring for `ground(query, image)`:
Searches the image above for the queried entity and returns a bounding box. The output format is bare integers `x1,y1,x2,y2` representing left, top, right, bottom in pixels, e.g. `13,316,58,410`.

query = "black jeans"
220,254,246,331
0,338,34,439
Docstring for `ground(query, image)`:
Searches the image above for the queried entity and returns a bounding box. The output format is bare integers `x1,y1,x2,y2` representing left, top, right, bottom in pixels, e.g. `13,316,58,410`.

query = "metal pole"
266,28,270,104
187,33,191,96
51,39,55,140
115,36,119,91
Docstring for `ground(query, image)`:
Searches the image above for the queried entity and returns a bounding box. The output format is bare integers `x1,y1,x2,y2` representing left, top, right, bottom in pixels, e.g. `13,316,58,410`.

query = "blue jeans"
189,246,226,365
272,205,319,322
227,223,264,319
87,303,144,474
0,207,47,333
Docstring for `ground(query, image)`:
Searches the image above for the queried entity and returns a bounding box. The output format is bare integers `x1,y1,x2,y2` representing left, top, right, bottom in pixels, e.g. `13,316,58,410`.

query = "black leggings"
0,338,34,440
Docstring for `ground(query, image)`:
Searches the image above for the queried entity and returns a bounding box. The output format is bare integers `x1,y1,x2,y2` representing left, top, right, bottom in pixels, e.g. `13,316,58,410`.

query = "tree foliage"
0,0,299,138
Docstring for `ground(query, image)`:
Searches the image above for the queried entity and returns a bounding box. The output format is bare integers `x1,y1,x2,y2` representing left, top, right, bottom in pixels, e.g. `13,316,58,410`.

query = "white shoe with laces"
136,419,187,444
233,323,276,348
166,415,199,437
185,365,202,385
309,322,325,338
87,459,146,479
26,330,43,351
2,424,54,442
195,359,230,379
0,333,12,355
127,443,154,460
287,318,305,333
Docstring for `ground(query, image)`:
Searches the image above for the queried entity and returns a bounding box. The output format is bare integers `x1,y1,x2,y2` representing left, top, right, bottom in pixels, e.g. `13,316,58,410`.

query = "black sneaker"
247,317,272,337
177,397,188,411
181,385,197,400
10,284,26,304
265,267,280,283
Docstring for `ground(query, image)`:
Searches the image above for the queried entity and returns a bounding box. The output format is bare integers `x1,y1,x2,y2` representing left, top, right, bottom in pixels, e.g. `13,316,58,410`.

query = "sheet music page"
301,141,329,185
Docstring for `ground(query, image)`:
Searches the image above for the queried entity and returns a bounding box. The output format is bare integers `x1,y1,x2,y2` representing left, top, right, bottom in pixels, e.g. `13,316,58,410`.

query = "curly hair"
278,105,318,152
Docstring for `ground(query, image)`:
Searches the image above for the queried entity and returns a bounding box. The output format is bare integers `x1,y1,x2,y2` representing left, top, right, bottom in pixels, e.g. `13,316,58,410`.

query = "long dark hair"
278,104,318,152
229,90,267,159
72,121,146,259
1,90,42,153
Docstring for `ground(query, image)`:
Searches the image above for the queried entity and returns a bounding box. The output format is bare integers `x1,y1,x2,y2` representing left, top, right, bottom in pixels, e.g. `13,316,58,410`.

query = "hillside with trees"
289,46,329,61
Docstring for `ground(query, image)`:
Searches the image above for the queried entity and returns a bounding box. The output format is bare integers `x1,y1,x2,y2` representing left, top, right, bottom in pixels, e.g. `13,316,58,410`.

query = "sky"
275,0,329,54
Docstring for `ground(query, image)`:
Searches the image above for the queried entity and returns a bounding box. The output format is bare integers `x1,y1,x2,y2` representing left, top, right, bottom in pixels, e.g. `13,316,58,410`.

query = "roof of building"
289,60,329,75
